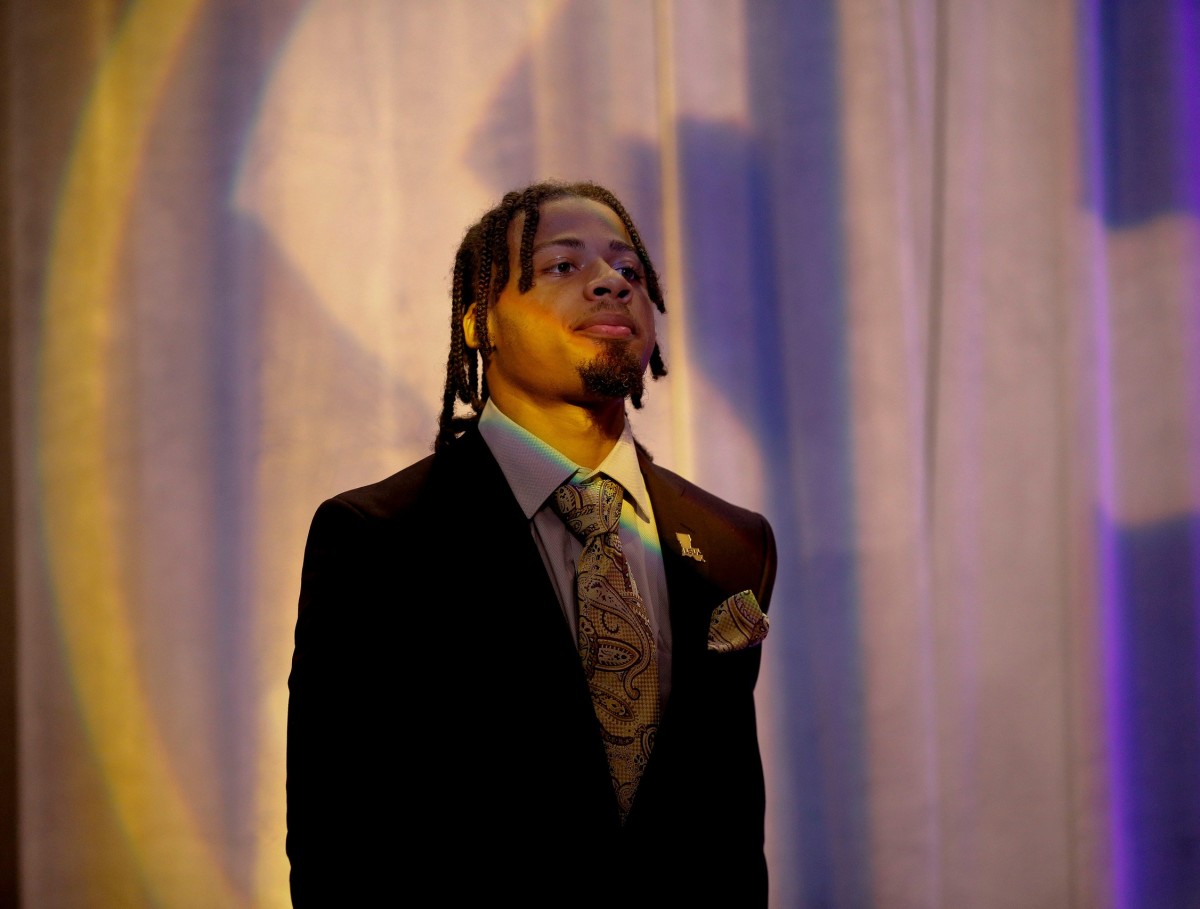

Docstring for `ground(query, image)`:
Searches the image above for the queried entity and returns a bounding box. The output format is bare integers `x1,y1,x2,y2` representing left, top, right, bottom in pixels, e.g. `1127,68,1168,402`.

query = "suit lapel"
440,428,576,647
638,453,725,700
415,429,625,831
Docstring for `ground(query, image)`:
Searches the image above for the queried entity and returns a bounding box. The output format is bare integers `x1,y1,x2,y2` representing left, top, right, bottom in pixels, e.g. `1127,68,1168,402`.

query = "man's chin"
578,344,646,402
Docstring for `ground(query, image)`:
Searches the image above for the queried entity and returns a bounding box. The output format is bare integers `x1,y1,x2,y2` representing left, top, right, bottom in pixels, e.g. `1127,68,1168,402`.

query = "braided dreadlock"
436,181,668,451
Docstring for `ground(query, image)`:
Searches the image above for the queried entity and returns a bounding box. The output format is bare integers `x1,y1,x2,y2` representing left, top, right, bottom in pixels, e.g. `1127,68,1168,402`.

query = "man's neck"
486,393,626,469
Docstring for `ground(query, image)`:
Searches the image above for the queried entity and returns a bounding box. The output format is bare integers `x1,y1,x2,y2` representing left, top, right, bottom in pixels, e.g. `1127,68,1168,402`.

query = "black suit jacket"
287,427,777,907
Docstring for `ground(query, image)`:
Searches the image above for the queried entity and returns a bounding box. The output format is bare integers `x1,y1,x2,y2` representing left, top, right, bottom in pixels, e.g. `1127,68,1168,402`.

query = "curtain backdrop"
9,1,1199,907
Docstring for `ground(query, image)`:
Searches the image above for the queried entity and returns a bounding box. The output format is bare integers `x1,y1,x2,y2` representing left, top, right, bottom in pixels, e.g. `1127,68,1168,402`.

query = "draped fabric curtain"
9,1,1198,906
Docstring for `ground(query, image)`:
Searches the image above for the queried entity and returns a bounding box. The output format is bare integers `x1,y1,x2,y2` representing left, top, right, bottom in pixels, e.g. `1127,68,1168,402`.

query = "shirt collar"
477,399,650,521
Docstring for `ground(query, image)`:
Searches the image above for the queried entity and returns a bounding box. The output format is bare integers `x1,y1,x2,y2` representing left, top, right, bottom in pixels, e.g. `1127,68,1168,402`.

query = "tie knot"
553,475,623,542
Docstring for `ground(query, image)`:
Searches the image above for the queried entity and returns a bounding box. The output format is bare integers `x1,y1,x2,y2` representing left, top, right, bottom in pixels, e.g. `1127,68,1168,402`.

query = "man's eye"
617,265,643,282
549,261,574,274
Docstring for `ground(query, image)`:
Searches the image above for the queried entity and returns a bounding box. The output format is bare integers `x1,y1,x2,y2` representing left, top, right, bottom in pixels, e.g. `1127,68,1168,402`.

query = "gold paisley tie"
554,475,659,822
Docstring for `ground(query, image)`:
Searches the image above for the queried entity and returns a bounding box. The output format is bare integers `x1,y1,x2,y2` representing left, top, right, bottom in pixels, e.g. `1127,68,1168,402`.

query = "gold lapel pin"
676,532,705,562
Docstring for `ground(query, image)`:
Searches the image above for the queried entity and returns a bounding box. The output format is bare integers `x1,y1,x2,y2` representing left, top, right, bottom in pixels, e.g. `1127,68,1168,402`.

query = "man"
287,181,776,906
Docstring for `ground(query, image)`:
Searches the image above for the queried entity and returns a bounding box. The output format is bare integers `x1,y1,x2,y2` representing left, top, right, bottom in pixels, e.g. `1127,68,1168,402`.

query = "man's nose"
587,263,632,300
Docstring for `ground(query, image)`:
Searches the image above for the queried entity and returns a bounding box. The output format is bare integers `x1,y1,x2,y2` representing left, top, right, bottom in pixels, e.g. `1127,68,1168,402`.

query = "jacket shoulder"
313,427,495,526
643,459,771,535
324,451,439,522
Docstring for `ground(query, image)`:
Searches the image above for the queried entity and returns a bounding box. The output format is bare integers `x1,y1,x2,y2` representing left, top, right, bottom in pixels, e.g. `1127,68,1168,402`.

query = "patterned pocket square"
707,590,769,653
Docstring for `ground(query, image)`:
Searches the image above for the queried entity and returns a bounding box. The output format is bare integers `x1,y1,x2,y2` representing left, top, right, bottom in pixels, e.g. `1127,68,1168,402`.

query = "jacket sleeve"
286,496,402,905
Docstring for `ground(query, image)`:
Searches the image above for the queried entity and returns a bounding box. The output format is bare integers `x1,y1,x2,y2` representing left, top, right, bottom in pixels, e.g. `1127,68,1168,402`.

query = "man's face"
467,195,657,412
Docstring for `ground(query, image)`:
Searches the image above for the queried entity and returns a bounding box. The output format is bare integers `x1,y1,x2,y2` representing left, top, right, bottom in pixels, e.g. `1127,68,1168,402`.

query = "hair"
436,180,668,451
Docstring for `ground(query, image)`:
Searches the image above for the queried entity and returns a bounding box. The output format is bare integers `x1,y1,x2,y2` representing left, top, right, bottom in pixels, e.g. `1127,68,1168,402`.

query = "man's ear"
463,303,481,350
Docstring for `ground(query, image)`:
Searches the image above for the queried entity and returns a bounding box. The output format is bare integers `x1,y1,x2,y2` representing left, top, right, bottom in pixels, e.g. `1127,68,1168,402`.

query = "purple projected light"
1083,1,1200,908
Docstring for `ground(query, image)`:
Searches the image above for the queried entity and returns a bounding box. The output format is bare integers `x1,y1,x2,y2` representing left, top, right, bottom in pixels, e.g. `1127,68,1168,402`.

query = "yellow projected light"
37,1,246,906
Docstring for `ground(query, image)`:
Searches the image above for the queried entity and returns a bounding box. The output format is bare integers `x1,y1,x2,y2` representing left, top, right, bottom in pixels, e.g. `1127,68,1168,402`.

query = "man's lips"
574,311,637,338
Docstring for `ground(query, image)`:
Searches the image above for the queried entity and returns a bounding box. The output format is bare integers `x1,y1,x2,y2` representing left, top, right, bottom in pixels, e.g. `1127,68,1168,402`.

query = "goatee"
578,341,646,403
